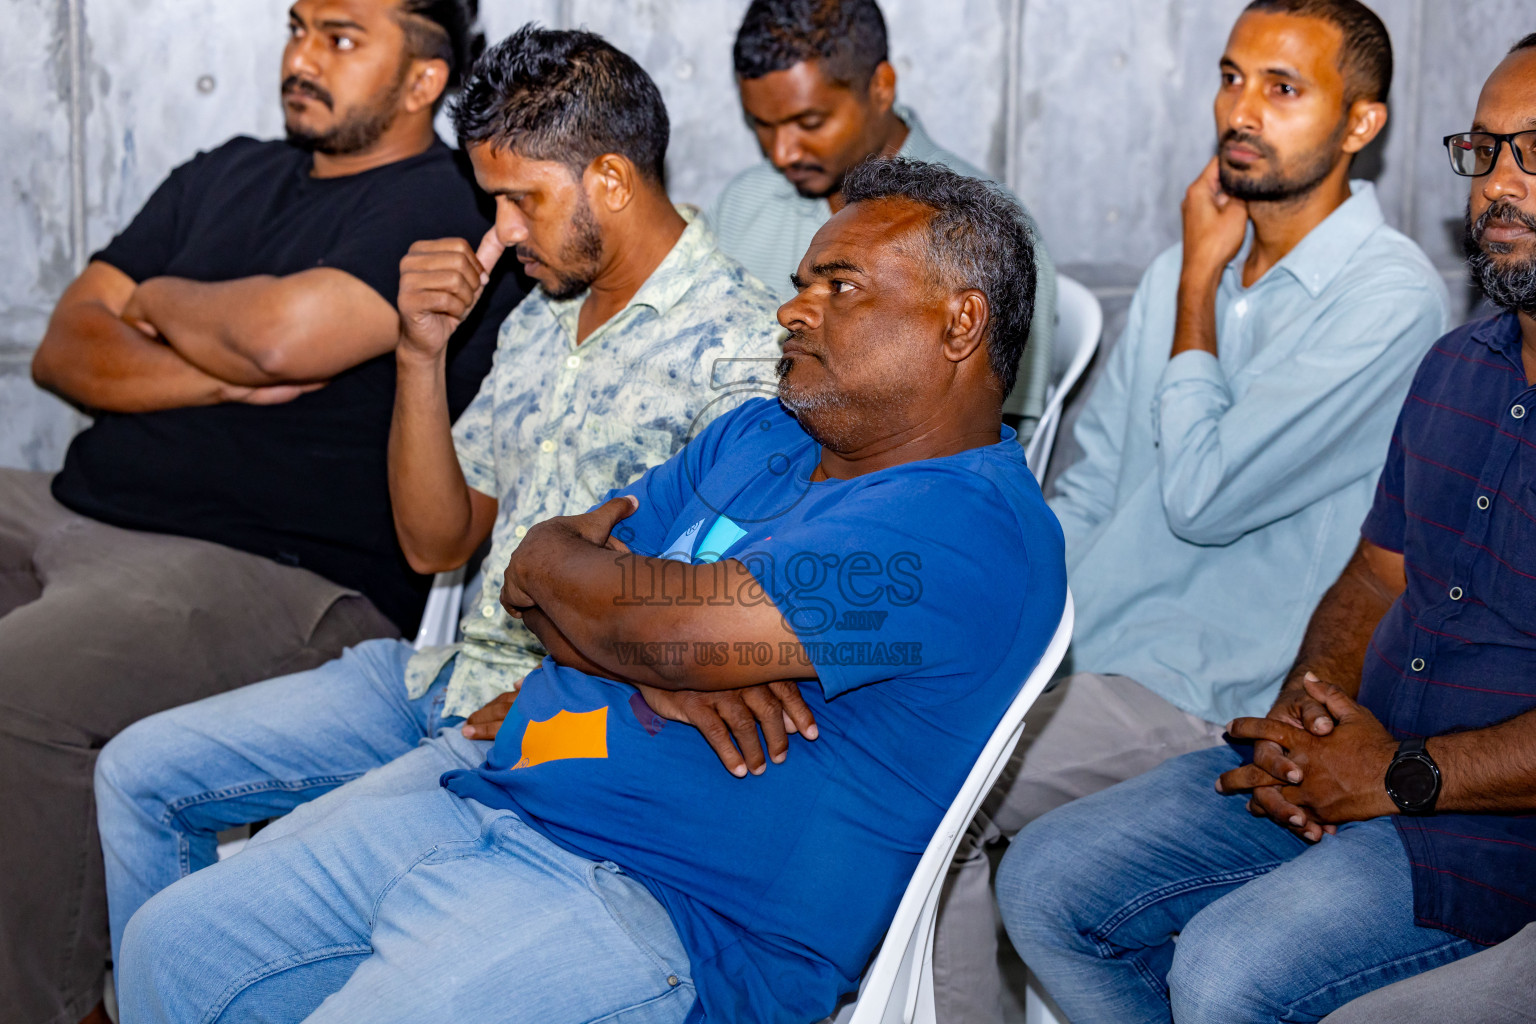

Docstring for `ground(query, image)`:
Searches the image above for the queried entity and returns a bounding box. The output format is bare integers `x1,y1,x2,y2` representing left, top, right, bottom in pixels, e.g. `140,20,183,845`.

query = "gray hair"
841,158,1037,395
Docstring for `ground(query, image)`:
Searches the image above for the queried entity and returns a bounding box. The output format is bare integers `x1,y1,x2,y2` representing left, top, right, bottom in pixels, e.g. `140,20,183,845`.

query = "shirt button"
1450,586,1464,601
514,524,528,538
1477,495,1491,510
481,605,497,619
540,439,556,453
566,355,581,369
1411,658,1426,672
1514,404,1527,419
666,975,679,987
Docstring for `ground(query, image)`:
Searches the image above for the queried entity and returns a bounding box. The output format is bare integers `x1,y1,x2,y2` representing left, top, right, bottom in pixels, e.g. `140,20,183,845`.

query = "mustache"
1219,129,1277,163
281,75,333,110
780,329,821,355
1472,200,1536,243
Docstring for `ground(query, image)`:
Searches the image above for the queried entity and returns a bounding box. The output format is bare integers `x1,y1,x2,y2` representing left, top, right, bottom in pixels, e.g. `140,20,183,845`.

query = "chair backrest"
1025,276,1103,481
412,567,467,650
844,591,1075,1024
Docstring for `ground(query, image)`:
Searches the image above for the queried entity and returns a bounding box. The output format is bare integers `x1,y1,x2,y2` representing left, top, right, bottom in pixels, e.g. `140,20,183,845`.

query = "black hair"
1511,32,1536,54
733,0,890,89
1243,0,1393,103
450,24,670,184
841,158,1037,396
396,0,485,90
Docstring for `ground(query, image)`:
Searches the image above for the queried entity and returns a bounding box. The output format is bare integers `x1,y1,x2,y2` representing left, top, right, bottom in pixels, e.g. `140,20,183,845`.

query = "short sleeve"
1361,402,1409,554
740,467,1041,702
91,150,209,282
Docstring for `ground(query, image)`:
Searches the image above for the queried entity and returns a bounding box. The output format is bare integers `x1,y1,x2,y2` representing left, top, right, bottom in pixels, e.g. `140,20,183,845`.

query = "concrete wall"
2,0,1526,472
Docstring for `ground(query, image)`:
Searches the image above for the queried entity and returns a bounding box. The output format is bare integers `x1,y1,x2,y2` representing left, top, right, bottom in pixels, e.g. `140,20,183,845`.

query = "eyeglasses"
1443,131,1536,176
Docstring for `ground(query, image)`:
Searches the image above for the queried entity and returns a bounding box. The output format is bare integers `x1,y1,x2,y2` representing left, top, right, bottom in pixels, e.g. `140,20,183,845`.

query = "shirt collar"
544,205,714,339
1468,310,1523,356
893,104,943,163
1229,180,1385,298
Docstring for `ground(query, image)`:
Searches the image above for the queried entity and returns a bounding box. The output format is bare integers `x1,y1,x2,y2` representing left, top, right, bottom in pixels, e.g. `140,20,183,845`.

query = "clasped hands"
475,497,819,779
1216,673,1399,842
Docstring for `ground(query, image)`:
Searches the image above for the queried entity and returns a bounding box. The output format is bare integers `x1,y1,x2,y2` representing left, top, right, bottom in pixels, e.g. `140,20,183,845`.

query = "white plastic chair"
843,591,1074,1024
1025,277,1103,481
413,567,467,649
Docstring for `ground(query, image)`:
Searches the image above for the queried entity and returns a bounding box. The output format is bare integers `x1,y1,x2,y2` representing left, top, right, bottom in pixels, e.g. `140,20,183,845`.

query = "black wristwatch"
1385,738,1442,815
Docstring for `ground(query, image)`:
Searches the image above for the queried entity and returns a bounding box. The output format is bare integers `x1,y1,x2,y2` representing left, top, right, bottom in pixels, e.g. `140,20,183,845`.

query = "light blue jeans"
113,717,696,1024
96,638,464,966
996,746,1479,1024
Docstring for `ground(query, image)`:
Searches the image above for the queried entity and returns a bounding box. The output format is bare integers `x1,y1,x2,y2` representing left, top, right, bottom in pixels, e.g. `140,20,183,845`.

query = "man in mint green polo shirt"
707,0,1058,444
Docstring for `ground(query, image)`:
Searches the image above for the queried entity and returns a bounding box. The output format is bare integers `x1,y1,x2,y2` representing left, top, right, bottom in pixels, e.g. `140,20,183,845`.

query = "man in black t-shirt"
4,3,523,1022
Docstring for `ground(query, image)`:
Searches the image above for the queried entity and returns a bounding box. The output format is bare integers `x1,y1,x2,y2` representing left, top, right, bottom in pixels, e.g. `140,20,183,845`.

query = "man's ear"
1341,98,1388,155
586,153,638,214
402,58,450,114
941,290,989,365
866,60,898,117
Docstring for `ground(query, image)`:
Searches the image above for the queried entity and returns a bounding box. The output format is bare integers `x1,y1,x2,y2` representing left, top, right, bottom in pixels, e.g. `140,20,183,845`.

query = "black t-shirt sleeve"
91,149,211,283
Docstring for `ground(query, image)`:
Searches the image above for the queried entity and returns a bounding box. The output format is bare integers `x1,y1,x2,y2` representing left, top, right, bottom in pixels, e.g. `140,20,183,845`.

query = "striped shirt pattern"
1360,311,1536,945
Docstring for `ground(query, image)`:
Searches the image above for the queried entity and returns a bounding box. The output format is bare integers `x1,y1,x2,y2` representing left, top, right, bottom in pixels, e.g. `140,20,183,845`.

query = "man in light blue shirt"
707,0,1057,443
935,3,1449,1020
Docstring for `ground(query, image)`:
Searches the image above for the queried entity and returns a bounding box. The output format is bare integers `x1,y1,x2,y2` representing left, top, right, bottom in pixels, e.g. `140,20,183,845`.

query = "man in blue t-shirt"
113,159,1066,1024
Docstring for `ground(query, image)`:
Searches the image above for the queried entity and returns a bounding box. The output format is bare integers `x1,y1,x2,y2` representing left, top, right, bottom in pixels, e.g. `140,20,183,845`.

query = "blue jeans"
95,638,462,966
996,746,1479,1024
114,728,695,1023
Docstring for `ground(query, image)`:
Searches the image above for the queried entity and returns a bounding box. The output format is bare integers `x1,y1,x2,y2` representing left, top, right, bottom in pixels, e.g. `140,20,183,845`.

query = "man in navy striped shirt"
997,34,1536,1023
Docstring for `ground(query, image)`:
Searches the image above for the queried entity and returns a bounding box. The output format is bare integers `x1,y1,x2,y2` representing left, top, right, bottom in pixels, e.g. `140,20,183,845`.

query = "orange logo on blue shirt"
512,707,609,769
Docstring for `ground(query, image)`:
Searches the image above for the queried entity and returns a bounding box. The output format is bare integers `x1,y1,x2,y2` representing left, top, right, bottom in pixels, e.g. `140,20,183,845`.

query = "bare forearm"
133,276,290,384
1430,709,1536,813
1170,268,1221,358
389,348,486,573
1286,543,1401,701
521,607,647,684
137,270,394,385
33,300,233,412
516,531,807,690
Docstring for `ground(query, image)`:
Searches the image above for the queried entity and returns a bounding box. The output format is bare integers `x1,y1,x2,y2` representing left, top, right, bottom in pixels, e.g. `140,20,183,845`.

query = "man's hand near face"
1216,674,1399,836
397,228,507,362
1172,157,1249,359
387,227,507,577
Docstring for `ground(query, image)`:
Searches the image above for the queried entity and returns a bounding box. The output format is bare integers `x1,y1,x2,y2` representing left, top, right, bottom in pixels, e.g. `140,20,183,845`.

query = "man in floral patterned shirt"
94,26,787,967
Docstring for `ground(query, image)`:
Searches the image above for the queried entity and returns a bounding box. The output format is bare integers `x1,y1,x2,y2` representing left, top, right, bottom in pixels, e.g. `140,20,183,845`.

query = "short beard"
775,346,918,452
1217,123,1343,204
533,196,605,301
1464,200,1536,317
284,64,407,156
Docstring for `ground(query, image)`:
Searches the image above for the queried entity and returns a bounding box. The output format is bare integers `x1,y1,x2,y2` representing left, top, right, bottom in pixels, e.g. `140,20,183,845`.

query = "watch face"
1391,758,1438,806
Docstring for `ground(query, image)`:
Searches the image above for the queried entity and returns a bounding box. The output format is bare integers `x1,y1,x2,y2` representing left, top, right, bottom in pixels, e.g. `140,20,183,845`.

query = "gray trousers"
1322,922,1536,1024
932,672,1227,1023
0,469,397,1024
